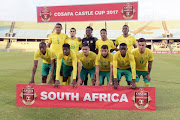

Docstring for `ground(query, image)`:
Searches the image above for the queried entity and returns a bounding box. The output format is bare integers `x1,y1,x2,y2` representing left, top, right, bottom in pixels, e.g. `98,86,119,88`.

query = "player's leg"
49,62,57,84
117,68,122,86
99,71,105,85
135,70,141,87
60,59,67,85
84,76,88,85
80,67,88,85
89,67,96,86
62,63,73,85
142,71,150,87
124,69,132,86
41,62,50,84
105,71,111,86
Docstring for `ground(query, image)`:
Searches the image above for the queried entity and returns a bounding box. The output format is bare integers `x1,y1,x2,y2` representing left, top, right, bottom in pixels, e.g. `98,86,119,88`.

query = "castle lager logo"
40,7,52,22
132,88,151,109
20,86,37,105
122,3,135,19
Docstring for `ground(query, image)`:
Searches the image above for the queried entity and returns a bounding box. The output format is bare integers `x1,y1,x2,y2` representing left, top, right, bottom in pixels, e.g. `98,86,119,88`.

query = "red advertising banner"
37,2,138,22
16,84,155,111
153,51,180,54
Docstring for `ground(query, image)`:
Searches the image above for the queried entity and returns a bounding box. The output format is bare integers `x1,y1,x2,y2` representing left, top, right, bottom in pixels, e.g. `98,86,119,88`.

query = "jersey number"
140,60,144,64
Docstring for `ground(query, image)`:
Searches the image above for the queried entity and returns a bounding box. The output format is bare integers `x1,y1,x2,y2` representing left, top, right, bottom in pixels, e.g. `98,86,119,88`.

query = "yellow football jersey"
96,39,116,53
113,51,136,79
77,51,96,69
115,35,136,52
132,48,154,71
56,50,77,80
65,38,82,55
34,48,56,63
95,53,113,71
48,33,69,56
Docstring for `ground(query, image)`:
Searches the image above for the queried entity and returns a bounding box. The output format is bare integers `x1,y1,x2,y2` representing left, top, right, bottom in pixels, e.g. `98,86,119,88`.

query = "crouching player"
29,42,56,85
95,45,113,86
132,38,154,87
54,44,77,87
77,43,96,86
113,43,136,89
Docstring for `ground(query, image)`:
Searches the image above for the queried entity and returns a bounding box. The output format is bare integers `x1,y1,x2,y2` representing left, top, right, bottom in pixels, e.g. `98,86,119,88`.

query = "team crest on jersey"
124,40,126,42
132,88,151,109
39,7,52,22
145,57,148,59
61,37,63,39
20,86,37,105
121,3,135,19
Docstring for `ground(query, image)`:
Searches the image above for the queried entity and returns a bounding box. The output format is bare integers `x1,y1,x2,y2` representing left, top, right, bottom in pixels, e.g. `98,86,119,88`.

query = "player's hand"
108,79,113,86
77,79,82,86
95,81,100,86
54,80,60,88
114,78,118,89
131,79,136,89
29,80,34,84
145,74,151,82
78,37,82,42
72,79,76,88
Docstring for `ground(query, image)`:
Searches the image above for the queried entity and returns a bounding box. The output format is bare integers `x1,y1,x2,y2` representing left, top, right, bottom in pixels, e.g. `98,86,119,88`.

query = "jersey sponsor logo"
90,40,93,43
132,88,151,109
21,86,37,105
121,3,135,19
39,7,52,22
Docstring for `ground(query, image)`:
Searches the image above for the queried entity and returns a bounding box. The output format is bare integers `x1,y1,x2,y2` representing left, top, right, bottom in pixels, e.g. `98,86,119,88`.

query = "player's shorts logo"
122,3,135,19
40,7,52,22
132,88,151,109
21,86,37,105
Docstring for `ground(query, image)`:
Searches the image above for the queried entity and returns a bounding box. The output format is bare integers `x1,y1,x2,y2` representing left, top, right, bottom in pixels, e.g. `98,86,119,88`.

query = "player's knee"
127,81,131,85
42,76,47,83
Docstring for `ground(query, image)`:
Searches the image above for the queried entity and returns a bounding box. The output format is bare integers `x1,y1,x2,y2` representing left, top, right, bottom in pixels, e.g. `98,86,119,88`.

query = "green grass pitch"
0,52,180,120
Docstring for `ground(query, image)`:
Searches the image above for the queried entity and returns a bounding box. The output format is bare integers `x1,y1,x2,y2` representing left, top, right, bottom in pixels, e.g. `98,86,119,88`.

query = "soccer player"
115,25,137,52
65,28,82,55
77,43,96,86
82,26,98,85
95,45,113,86
48,23,69,56
113,43,136,89
29,42,56,85
54,43,77,88
132,38,154,87
96,29,116,54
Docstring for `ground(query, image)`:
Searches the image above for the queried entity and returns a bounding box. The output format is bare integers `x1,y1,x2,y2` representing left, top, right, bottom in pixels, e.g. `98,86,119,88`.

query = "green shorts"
41,62,56,76
80,67,95,80
62,63,73,77
136,71,150,83
99,71,110,85
117,68,132,81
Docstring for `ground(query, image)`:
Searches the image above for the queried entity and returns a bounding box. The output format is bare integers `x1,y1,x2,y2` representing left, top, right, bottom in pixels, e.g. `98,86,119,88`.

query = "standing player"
48,23,69,85
82,26,98,85
96,29,116,54
65,28,82,55
54,44,77,87
115,25,137,52
77,43,96,86
29,42,56,85
113,43,136,89
132,38,154,87
95,45,113,86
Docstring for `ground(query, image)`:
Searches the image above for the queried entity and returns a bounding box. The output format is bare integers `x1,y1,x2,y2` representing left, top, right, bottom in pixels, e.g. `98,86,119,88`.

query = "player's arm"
109,64,113,86
77,62,82,85
54,54,62,87
29,60,38,84
95,56,100,86
47,59,55,85
129,54,136,89
133,37,137,48
145,51,154,81
110,41,116,53
95,40,99,54
47,35,52,48
113,54,118,89
71,54,77,88
115,38,119,51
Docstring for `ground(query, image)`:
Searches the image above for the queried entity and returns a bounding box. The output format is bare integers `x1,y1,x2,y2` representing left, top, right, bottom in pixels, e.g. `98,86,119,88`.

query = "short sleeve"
48,34,52,43
148,50,154,61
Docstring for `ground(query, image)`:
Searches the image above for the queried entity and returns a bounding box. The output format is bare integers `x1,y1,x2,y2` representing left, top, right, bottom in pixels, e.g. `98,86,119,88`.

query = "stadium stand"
9,41,40,49
0,41,8,49
0,21,12,37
